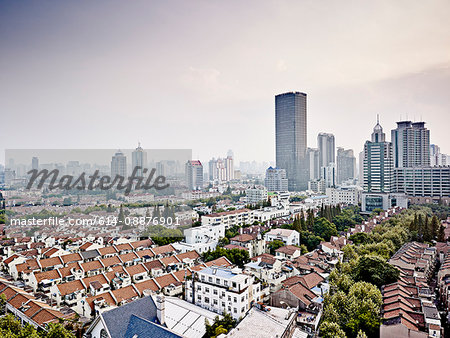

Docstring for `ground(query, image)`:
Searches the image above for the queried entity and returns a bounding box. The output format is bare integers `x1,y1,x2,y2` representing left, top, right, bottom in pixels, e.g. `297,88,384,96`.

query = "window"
234,308,237,313
208,277,212,282
234,297,237,302
213,289,218,295
213,299,218,305
216,278,220,284
224,281,228,286
100,329,108,338
205,297,210,303
232,282,237,288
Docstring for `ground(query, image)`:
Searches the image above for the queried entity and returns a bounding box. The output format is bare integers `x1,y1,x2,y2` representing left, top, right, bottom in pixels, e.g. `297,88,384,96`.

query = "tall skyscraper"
306,148,320,180
265,167,288,191
225,155,234,181
111,150,127,178
185,160,203,190
363,119,394,193
336,147,356,184
132,143,147,177
317,133,335,170
391,121,430,168
31,157,39,171
275,92,307,191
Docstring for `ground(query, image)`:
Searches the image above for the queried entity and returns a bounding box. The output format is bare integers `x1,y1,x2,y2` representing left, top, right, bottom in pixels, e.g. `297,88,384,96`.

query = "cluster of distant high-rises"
361,119,449,211
270,91,449,209
273,92,356,192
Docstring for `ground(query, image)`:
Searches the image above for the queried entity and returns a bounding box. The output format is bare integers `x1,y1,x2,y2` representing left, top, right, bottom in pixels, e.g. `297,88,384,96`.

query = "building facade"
111,150,127,178
391,121,430,168
185,266,261,320
275,92,308,191
185,160,203,191
336,147,356,184
264,167,288,192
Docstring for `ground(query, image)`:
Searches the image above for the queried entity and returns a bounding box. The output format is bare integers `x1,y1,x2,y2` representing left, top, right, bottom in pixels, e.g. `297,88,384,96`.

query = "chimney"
156,295,165,325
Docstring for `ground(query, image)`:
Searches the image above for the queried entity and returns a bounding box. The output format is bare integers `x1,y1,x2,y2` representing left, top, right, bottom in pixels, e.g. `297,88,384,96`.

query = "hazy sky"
1,0,449,165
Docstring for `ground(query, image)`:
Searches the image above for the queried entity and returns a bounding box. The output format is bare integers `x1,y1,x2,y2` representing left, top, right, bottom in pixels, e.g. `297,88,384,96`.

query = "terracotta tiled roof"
39,257,63,269
57,279,85,296
42,247,59,257
105,265,128,282
34,269,61,283
111,285,139,303
58,262,82,278
176,250,200,262
173,269,192,282
287,283,317,306
154,273,179,288
98,246,118,256
60,253,82,264
134,279,159,295
190,264,208,272
251,253,276,265
143,260,164,272
276,245,300,255
4,254,20,265
81,259,104,272
86,291,116,311
83,274,109,288
100,256,122,268
125,264,148,277
118,252,139,264
16,259,39,273
114,243,133,252
160,256,181,267
7,292,35,309
80,242,93,250
230,234,255,242
205,256,232,267
31,308,66,326
151,244,175,256
136,249,155,259
130,239,153,249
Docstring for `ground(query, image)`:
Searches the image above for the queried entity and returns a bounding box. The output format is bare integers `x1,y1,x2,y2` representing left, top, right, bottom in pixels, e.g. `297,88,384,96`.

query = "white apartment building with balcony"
201,209,253,229
325,186,362,206
264,229,300,246
185,266,261,321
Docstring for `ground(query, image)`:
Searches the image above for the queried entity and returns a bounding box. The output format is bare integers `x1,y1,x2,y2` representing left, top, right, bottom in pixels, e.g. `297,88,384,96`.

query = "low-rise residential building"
201,209,253,229
185,265,261,320
265,229,300,247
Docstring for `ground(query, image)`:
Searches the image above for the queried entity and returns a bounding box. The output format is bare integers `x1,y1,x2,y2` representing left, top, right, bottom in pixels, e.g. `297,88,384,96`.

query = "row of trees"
321,206,440,337
0,314,74,338
202,247,250,268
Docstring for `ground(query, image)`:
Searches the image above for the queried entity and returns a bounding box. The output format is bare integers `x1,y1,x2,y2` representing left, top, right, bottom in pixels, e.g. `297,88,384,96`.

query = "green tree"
313,217,337,241
319,321,346,338
352,255,399,288
44,323,75,338
267,240,285,255
204,313,236,338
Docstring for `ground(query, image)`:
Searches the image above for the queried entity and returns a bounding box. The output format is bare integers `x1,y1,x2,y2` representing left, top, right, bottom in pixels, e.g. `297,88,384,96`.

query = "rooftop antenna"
377,114,380,124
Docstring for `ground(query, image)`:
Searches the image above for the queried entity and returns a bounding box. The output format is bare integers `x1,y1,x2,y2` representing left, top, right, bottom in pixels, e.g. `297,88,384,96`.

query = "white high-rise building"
31,157,39,171
306,148,320,180
321,163,336,188
391,121,430,168
264,167,288,191
336,148,356,184
318,133,335,171
185,160,203,191
111,150,127,178
132,143,147,177
363,119,394,193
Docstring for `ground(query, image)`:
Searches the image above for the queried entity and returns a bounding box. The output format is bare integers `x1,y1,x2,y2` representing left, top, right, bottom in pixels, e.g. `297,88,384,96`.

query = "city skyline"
1,1,450,165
